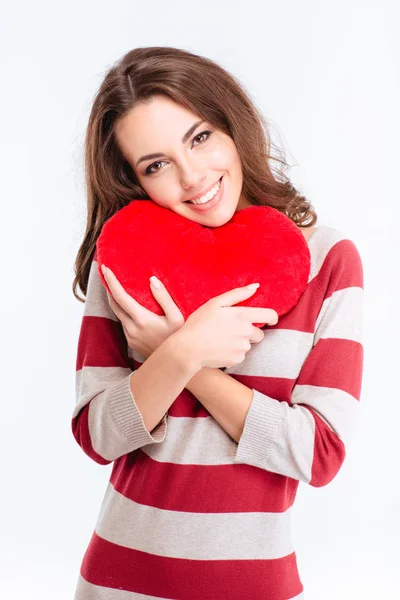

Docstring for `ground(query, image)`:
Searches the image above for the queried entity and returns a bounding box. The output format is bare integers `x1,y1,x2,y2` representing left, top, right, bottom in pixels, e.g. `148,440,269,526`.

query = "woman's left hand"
101,266,185,360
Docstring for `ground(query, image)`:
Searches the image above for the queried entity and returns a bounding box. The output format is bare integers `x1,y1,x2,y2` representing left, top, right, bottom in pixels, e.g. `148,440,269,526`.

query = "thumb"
217,283,260,307
216,284,279,326
150,276,184,322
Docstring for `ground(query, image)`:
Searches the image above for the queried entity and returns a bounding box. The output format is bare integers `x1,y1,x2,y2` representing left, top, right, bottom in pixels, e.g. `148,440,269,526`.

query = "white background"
0,0,399,598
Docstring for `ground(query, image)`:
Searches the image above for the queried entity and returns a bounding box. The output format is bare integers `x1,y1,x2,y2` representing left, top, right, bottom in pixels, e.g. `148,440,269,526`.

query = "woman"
72,46,364,599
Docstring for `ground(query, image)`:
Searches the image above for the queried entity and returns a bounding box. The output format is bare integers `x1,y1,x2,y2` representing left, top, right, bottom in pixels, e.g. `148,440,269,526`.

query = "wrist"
165,330,202,376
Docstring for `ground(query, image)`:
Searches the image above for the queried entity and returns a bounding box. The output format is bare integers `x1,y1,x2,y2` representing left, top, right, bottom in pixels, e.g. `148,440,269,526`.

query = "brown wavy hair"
73,46,317,302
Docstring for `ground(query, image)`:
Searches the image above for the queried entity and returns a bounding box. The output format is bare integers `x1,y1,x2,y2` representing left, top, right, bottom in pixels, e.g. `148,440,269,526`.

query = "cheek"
145,184,180,209
214,139,241,174
208,144,232,167
137,174,174,205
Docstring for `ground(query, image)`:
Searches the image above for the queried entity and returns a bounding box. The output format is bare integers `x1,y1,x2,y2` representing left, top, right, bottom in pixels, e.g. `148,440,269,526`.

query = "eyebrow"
135,120,204,167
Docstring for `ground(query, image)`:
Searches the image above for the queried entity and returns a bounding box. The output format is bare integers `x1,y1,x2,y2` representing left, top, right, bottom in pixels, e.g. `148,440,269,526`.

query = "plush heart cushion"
96,200,311,328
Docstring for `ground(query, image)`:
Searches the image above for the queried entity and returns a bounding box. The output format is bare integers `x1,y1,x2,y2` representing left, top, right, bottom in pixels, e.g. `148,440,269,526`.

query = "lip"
186,178,222,203
186,177,224,212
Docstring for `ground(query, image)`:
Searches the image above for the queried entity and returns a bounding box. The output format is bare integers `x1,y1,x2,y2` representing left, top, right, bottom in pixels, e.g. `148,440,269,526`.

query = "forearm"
186,367,252,442
130,334,200,434
185,354,361,488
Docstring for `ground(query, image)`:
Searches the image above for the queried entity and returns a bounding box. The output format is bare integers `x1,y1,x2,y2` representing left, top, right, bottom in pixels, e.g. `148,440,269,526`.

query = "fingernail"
150,276,162,289
101,265,107,276
247,283,260,290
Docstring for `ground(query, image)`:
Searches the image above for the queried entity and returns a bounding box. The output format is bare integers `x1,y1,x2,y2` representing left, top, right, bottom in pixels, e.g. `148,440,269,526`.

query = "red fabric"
96,201,311,327
81,531,303,600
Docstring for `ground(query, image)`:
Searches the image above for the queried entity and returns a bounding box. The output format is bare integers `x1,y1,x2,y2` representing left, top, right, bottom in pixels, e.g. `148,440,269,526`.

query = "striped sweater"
72,224,364,600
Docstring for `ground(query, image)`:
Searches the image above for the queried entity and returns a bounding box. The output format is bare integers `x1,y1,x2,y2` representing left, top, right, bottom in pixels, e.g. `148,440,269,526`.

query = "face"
114,94,252,226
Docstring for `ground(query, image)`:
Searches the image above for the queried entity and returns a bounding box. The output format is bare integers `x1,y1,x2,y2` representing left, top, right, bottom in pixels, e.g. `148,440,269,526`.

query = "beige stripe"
141,400,314,482
84,260,119,321
315,286,364,345
307,225,345,282
129,328,315,375
141,413,237,464
74,366,131,417
74,573,176,599
95,482,294,560
291,384,360,445
225,328,315,377
235,389,316,482
75,368,167,460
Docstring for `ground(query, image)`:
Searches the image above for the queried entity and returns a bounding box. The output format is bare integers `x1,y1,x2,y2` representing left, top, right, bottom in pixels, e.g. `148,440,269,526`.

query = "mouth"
184,177,224,212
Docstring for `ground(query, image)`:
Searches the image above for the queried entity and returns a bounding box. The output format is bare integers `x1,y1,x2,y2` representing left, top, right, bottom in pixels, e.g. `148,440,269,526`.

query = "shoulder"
307,224,364,288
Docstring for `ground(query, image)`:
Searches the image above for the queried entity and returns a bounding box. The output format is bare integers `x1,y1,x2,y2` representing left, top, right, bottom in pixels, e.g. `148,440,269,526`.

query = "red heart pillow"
96,200,311,328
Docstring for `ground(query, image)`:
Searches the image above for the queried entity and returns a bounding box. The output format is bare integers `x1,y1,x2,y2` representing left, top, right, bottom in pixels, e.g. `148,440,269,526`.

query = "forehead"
115,95,202,157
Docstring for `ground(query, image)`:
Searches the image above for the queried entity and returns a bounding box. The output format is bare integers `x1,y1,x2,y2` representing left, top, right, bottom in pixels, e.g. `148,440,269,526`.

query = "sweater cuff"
108,373,168,447
234,389,282,468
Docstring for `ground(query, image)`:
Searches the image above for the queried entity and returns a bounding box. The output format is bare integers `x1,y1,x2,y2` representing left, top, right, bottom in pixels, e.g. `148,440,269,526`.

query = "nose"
179,157,207,190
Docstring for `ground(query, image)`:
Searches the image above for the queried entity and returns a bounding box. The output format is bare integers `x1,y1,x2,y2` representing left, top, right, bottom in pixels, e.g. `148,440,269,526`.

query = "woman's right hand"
175,285,279,370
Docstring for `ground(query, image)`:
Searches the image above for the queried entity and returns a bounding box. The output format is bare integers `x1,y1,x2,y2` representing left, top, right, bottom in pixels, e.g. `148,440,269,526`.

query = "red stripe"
110,451,298,513
80,531,303,600
71,406,111,465
306,408,346,487
297,337,364,400
76,315,130,370
322,239,364,296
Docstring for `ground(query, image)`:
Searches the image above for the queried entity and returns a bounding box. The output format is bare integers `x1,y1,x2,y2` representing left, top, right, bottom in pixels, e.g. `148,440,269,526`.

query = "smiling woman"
71,46,364,600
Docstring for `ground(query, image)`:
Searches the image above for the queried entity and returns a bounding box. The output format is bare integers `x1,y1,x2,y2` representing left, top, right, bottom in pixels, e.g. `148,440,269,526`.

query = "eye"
144,130,213,175
193,130,213,146
145,160,167,175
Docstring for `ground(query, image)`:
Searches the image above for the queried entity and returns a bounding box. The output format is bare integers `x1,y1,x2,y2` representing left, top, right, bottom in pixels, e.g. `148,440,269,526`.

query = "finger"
216,284,278,324
107,291,131,323
241,307,279,325
217,284,261,307
234,288,278,325
150,277,184,323
249,327,265,343
103,267,154,320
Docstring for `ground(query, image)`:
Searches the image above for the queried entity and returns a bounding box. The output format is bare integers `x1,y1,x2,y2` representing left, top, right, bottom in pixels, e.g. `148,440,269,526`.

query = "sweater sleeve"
233,238,364,487
71,251,168,465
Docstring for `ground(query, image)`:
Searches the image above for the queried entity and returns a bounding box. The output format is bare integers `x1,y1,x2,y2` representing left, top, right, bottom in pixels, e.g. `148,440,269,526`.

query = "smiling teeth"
189,179,221,205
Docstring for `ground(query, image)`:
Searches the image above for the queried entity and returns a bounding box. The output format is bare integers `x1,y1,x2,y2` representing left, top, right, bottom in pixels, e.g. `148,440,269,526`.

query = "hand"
101,266,185,360
176,284,279,370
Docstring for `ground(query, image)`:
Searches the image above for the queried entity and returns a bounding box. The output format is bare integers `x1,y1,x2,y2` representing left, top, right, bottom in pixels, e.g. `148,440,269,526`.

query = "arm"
72,253,200,465
185,239,364,487
185,368,252,442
